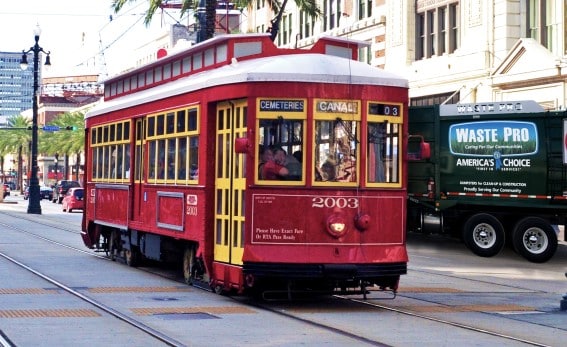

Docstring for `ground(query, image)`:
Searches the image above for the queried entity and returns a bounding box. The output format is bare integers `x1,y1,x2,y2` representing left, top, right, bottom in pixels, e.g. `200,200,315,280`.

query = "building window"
299,11,313,39
528,0,562,55
416,2,460,60
359,0,372,20
358,45,371,64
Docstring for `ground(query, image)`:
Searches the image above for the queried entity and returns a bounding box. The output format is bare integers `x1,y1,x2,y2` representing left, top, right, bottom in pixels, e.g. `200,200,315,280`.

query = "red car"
62,187,84,212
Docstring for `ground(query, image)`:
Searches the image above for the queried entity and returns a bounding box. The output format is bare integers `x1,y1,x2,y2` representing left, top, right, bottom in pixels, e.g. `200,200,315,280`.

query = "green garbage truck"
407,100,567,262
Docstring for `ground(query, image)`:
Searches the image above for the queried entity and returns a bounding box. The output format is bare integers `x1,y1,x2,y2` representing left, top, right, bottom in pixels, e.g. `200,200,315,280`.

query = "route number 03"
312,197,359,209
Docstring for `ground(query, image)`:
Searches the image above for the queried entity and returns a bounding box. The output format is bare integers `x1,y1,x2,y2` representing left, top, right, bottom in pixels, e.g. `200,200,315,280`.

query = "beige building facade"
246,0,567,109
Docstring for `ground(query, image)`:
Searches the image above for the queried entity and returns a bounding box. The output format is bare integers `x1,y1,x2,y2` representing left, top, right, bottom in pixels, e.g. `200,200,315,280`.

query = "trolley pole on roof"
20,24,51,215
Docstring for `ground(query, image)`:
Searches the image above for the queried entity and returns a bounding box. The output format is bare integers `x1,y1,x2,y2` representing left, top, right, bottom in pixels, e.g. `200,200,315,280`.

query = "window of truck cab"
255,98,306,185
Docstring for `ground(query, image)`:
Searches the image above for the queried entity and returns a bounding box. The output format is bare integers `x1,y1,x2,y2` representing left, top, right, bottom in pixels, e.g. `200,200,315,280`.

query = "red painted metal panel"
245,192,407,264
94,185,129,227
157,192,184,229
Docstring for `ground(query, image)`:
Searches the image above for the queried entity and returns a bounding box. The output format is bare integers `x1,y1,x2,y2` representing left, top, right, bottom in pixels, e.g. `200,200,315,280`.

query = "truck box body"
407,101,567,262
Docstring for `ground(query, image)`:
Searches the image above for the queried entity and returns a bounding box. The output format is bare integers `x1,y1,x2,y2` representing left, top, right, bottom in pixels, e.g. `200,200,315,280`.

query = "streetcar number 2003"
312,197,359,208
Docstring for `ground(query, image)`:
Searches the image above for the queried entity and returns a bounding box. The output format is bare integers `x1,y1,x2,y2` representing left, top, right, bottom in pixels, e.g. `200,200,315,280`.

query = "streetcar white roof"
86,53,408,118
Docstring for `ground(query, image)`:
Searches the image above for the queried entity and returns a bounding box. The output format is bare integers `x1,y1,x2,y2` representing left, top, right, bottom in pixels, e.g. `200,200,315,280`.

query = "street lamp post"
21,24,50,215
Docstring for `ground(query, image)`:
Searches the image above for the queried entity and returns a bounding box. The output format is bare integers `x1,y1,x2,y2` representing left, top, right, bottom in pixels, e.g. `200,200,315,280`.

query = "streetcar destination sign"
259,99,304,112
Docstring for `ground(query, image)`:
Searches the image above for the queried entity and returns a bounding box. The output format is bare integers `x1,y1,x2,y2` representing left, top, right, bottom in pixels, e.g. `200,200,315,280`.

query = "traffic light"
65,126,78,131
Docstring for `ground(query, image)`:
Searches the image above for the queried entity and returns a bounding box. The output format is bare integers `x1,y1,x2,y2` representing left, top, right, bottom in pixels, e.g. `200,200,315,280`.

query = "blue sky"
0,1,186,77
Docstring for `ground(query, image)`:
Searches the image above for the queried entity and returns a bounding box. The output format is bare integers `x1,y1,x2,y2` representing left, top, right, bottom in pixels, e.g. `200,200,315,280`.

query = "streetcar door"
214,100,247,265
132,118,145,221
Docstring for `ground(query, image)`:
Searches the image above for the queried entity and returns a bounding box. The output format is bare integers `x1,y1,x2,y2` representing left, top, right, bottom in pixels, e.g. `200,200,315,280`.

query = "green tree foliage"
0,115,31,189
111,0,320,41
40,111,85,158
0,115,31,155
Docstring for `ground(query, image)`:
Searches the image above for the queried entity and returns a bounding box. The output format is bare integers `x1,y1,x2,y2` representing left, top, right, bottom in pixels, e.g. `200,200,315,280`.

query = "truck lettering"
456,158,494,167
449,121,538,157
455,128,498,143
503,127,530,142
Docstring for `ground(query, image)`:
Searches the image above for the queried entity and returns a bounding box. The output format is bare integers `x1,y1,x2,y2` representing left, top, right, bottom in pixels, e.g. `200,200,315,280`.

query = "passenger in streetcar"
273,147,302,180
259,146,289,180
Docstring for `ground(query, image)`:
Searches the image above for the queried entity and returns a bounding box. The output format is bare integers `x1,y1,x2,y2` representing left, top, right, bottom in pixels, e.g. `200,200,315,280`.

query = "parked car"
23,186,53,200
62,187,84,212
40,186,53,200
2,184,10,198
52,180,81,204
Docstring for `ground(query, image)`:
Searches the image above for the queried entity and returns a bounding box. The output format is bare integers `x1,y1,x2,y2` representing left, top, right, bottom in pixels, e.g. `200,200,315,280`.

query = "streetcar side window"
90,120,131,183
178,138,187,180
146,106,200,184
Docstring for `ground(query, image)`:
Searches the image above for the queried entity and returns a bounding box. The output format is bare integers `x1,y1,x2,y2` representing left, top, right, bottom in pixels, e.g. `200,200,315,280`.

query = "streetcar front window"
367,122,400,184
257,118,304,182
366,102,403,187
314,119,358,183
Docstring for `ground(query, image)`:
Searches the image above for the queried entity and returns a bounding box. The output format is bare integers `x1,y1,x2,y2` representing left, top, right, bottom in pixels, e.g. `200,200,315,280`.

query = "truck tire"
462,213,505,257
512,217,557,263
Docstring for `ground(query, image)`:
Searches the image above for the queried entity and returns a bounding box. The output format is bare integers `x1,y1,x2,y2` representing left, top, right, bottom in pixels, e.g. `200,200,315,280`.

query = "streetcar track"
0,214,395,346
0,209,81,235
240,297,392,347
335,295,553,347
0,250,186,347
0,210,563,346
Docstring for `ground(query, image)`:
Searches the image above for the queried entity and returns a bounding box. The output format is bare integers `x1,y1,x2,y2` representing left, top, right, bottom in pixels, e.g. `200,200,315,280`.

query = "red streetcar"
81,34,414,297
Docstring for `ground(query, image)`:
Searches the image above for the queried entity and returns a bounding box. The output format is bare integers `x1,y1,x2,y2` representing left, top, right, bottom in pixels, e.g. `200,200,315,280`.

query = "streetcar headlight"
326,215,348,238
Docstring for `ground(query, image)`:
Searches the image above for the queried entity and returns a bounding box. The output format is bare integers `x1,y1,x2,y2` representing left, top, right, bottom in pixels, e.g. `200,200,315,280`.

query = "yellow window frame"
90,120,131,183
145,105,200,185
312,99,361,187
255,98,307,186
365,101,404,188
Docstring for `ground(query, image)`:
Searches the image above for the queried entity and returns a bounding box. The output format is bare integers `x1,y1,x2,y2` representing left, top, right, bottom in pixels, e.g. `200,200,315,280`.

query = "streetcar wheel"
125,248,140,267
512,217,557,263
182,246,196,285
462,213,505,257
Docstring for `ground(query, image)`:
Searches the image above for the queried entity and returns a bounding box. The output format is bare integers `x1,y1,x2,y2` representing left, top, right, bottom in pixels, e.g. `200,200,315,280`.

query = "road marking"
0,309,100,318
88,286,191,293
131,306,256,315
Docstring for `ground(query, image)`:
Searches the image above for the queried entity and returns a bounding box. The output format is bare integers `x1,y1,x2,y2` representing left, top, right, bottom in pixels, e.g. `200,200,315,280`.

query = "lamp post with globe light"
20,24,51,214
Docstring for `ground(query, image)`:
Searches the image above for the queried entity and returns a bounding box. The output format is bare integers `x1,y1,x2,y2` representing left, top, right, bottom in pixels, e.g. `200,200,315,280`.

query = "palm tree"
111,0,320,42
0,115,31,192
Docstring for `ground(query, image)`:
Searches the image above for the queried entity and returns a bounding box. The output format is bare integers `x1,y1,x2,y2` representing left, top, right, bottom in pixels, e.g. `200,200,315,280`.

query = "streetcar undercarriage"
87,223,404,299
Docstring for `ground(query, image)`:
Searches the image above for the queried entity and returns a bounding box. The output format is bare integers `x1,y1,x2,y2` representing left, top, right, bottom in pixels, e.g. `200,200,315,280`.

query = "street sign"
42,125,60,132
